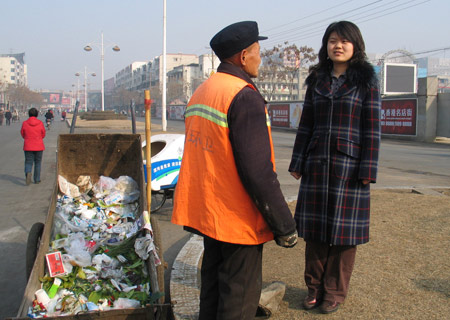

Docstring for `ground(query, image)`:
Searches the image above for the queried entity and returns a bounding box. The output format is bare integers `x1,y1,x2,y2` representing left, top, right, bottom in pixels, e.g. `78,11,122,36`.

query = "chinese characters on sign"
268,104,290,127
381,99,417,135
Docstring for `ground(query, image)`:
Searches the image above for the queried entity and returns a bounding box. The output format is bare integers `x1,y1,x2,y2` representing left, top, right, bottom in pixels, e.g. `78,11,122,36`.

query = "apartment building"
0,52,27,87
115,61,148,90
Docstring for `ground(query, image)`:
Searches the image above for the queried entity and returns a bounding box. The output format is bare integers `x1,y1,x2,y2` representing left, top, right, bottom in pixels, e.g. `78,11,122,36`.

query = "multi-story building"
0,52,27,87
0,52,27,104
115,61,148,90
198,53,220,79
150,53,198,88
167,63,201,103
417,57,450,92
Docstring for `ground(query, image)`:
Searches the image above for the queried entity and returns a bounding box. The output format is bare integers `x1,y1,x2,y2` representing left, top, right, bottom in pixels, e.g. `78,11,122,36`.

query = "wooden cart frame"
8,134,169,320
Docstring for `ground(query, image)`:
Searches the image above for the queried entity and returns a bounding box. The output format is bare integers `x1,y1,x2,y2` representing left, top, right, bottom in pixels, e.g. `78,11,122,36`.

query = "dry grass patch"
262,189,450,319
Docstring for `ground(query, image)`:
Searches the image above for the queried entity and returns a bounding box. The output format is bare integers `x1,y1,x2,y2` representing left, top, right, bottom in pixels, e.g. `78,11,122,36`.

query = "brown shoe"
320,300,340,314
303,295,321,310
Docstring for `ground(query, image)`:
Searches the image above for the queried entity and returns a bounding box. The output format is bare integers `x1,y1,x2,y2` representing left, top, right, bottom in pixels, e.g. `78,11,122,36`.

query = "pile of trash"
29,175,162,318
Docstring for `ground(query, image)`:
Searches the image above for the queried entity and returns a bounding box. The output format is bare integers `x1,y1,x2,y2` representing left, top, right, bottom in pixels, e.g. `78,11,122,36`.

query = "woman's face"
327,31,354,66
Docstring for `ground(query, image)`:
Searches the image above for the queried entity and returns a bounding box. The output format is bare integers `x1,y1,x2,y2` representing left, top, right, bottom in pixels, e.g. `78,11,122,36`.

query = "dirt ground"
261,189,450,320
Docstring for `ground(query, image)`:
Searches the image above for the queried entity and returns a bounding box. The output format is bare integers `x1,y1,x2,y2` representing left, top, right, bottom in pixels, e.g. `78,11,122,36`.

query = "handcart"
10,134,169,319
142,134,185,213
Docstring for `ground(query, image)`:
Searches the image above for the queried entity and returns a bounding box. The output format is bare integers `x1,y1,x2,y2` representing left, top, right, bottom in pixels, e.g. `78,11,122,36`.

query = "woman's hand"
361,179,370,185
290,172,302,180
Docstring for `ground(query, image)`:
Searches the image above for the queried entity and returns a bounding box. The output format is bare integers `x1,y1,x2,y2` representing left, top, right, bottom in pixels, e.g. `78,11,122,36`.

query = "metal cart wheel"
26,222,45,280
151,190,166,213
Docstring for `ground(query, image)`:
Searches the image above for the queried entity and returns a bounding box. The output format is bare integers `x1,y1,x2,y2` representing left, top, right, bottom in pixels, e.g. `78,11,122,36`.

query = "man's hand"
275,232,298,248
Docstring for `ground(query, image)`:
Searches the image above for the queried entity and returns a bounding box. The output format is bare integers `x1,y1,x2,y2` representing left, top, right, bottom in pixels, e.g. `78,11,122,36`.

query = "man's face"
242,42,261,78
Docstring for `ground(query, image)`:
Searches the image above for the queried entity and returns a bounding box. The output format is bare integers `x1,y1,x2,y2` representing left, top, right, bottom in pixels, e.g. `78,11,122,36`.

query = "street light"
84,32,120,111
75,66,96,112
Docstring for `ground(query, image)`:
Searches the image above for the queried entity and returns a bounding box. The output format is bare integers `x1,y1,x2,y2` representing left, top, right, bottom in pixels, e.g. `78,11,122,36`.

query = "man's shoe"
320,301,340,314
35,181,40,184
303,296,321,310
26,173,32,186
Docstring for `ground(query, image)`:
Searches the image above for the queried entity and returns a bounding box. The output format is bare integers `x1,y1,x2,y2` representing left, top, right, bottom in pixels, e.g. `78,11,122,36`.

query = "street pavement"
0,116,449,319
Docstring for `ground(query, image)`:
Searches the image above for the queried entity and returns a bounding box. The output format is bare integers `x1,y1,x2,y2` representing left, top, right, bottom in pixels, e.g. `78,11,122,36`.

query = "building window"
11,76,15,80
11,60,15,64
11,68,15,72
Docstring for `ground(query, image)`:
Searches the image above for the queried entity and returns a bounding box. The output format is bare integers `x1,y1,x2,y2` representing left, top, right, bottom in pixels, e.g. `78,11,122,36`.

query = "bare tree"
5,84,44,111
113,86,142,113
258,42,317,101
167,81,186,104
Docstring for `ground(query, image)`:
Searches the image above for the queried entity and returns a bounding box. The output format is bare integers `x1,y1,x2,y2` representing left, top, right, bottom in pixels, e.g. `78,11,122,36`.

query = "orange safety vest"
172,72,276,245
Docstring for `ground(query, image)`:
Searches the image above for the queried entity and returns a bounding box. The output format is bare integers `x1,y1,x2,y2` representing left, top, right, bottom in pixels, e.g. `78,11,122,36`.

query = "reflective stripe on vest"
185,104,228,128
172,72,275,245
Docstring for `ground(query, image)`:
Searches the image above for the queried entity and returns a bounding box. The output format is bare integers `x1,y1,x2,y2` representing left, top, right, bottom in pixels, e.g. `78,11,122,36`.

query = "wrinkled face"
242,42,261,78
327,31,354,65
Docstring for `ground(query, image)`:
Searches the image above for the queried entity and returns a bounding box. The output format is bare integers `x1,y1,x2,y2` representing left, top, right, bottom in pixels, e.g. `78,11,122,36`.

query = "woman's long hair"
310,21,367,75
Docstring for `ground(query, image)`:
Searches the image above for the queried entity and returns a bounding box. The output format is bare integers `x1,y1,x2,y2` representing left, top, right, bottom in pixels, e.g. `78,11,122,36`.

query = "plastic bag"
63,233,92,267
58,175,81,198
53,208,88,235
134,234,154,260
92,176,116,197
112,176,140,204
113,297,141,309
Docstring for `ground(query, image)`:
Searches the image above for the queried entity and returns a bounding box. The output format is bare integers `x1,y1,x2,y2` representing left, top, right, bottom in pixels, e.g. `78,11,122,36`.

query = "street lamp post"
84,32,120,111
75,67,96,112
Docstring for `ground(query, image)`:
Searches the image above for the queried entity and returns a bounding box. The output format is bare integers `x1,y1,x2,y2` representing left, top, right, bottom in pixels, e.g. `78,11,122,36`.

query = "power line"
261,0,356,33
265,0,384,42
262,0,430,48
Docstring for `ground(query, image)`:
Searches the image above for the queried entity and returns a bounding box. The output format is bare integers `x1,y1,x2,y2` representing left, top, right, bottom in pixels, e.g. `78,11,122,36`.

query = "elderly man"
172,21,297,320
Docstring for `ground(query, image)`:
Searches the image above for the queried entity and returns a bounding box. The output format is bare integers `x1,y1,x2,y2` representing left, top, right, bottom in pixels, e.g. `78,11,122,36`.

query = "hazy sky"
1,0,448,91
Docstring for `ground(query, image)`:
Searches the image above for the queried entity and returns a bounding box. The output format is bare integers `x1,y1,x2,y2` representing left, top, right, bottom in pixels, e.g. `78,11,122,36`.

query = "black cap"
210,21,268,61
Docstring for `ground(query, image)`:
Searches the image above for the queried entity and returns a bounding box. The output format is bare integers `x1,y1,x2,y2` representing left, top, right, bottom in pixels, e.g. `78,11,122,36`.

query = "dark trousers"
304,240,357,304
24,151,43,183
199,236,263,320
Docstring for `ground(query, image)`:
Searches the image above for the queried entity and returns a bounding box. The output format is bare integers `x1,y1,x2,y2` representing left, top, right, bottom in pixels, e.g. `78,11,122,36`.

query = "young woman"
289,21,381,314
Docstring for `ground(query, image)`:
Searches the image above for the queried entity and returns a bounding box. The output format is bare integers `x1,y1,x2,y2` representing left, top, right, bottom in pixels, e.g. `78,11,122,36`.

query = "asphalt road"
0,117,449,319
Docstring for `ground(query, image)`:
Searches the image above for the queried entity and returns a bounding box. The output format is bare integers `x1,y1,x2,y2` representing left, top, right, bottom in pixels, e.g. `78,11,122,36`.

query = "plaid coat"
289,62,381,245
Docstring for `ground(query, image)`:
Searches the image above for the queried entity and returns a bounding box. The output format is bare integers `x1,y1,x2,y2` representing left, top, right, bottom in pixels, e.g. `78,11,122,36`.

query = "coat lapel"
314,76,357,99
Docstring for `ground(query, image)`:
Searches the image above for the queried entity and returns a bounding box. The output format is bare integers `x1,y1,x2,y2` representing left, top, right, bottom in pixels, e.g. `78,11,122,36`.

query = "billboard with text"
381,99,417,135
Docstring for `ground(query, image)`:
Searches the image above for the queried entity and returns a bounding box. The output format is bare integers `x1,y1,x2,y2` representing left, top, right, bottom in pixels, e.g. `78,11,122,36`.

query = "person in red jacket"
21,108,46,185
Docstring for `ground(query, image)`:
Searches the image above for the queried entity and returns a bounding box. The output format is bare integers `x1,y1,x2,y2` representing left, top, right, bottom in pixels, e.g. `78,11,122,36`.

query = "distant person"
21,108,46,185
5,109,12,126
172,21,297,320
44,110,54,129
0,108,4,125
289,21,381,314
12,109,20,123
61,110,67,121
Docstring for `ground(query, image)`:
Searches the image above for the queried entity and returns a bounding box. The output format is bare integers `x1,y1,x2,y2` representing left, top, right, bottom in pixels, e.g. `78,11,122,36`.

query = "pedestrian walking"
289,21,381,314
0,108,4,126
5,109,12,126
12,109,20,123
21,107,46,185
172,21,297,320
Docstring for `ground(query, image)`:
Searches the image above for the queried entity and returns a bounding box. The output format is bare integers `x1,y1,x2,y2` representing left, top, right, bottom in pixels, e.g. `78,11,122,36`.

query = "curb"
170,234,203,320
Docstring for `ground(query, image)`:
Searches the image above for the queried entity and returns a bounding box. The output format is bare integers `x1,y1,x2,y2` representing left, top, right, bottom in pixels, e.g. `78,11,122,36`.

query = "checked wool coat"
289,62,381,246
